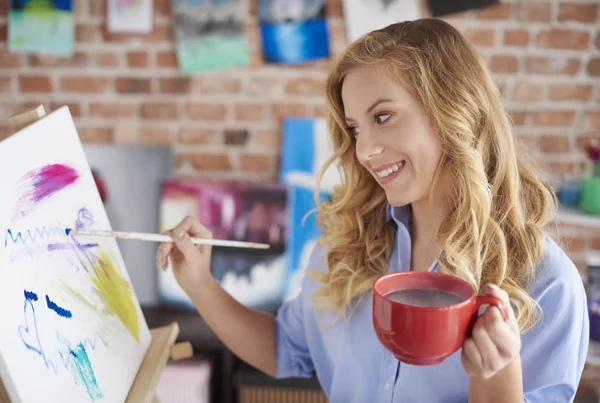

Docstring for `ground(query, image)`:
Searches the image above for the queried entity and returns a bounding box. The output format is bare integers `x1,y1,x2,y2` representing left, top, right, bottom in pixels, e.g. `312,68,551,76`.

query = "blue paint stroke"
24,290,38,301
70,343,103,401
18,293,107,401
46,295,72,319
4,225,66,247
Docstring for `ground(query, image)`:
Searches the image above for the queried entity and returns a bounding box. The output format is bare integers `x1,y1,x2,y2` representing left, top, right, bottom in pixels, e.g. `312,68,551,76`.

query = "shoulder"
528,234,586,306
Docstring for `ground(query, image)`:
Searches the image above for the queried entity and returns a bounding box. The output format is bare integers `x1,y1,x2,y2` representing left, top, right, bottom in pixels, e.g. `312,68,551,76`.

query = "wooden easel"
0,105,193,403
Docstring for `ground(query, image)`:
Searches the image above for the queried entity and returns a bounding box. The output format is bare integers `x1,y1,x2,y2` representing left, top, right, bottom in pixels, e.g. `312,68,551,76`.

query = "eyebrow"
345,98,394,121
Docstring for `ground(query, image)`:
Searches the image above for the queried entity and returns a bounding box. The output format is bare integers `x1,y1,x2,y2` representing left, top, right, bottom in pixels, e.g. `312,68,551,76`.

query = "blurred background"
1,0,599,402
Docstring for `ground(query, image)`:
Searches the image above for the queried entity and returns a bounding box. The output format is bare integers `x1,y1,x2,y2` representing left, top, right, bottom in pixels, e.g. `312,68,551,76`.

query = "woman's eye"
347,126,359,137
374,113,391,124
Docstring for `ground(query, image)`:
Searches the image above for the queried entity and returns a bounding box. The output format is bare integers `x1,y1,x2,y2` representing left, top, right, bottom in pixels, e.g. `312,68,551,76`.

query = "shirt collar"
386,203,411,229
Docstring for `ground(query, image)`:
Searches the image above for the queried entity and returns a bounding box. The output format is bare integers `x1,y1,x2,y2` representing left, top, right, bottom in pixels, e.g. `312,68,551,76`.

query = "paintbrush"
65,228,270,250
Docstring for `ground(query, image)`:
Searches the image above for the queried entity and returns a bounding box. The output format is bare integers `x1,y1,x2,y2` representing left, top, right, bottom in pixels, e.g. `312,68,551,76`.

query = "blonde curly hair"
310,18,556,333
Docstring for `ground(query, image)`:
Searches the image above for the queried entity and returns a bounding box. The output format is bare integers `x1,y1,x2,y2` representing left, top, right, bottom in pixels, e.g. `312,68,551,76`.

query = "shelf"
557,206,600,229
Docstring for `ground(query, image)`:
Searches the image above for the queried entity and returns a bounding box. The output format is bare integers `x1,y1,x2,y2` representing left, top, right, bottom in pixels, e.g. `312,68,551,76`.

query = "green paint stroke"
71,342,103,402
68,249,141,343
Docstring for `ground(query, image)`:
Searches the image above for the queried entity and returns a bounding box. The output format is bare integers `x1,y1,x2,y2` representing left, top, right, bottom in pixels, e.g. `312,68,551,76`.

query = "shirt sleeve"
274,244,327,379
521,248,590,402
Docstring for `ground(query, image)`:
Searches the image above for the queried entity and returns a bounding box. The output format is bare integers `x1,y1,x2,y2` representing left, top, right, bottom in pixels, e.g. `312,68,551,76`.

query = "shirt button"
385,383,390,391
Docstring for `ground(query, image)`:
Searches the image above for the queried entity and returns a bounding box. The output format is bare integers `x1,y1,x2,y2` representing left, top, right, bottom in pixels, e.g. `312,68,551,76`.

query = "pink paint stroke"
15,164,79,219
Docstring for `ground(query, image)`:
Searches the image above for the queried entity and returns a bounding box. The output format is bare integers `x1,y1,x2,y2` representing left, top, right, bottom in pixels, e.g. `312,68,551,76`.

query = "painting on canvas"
171,0,249,74
8,0,74,56
158,180,287,313
279,118,342,301
258,0,329,64
107,0,154,34
0,107,151,402
342,0,420,42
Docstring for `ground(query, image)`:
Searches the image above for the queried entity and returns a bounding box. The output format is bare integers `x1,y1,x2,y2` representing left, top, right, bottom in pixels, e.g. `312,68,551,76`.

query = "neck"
409,190,452,246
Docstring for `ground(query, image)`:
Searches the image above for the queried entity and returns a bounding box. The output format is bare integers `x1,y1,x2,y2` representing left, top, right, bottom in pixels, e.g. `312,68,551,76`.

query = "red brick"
535,111,576,127
256,129,281,148
89,102,137,118
525,57,580,75
61,77,111,93
179,128,220,144
79,126,113,143
0,76,11,93
538,29,590,50
314,104,328,118
516,134,537,152
50,102,81,117
95,52,120,67
186,103,227,120
549,161,575,175
144,25,171,42
512,82,544,102
239,154,272,172
76,24,97,42
285,78,326,96
0,53,23,68
141,126,173,146
224,129,249,146
463,28,496,47
516,3,552,22
503,29,529,47
18,75,52,93
596,32,600,50
141,102,179,119
549,84,593,102
560,236,587,253
154,0,171,15
583,111,600,131
28,52,89,68
587,58,600,77
90,0,105,16
476,3,511,19
159,77,191,94
234,103,265,121
539,135,571,153
127,51,148,68
272,104,309,121
591,238,600,251
508,110,527,126
190,153,232,171
326,0,344,17
489,55,518,73
558,3,599,23
195,77,242,94
157,50,178,68
116,78,151,94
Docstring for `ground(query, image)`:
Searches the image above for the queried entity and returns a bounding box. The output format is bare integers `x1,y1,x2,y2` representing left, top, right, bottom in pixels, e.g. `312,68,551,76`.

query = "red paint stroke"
15,164,79,219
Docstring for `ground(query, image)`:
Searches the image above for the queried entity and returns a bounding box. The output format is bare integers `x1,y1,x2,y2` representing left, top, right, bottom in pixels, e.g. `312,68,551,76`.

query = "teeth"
377,161,405,178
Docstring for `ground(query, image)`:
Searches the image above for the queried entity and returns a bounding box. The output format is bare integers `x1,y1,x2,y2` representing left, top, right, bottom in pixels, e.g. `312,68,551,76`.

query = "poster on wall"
258,0,330,64
8,0,75,56
107,0,154,34
171,0,249,74
280,118,343,301
342,0,420,42
158,180,288,313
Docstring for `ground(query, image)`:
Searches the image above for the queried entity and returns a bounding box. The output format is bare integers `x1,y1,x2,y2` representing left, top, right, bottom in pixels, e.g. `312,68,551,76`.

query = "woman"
156,18,589,402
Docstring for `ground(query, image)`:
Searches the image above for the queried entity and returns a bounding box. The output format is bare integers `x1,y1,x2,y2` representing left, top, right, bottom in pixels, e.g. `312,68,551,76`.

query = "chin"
384,190,414,207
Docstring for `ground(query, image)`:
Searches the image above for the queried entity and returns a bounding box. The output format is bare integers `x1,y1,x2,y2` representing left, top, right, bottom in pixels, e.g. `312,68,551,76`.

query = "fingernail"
176,232,184,239
487,283,499,290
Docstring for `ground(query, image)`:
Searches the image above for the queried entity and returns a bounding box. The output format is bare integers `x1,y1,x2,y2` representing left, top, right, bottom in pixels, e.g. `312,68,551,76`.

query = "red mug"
372,271,503,366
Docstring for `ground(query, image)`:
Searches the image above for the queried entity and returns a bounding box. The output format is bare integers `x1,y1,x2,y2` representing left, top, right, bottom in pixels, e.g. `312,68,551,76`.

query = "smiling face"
341,65,443,207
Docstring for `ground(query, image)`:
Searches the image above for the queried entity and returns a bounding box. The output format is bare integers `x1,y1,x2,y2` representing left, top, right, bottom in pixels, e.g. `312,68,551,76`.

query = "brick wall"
0,0,599,269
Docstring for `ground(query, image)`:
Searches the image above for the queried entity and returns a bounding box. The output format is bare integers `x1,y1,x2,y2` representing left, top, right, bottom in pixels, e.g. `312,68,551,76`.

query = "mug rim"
373,271,476,311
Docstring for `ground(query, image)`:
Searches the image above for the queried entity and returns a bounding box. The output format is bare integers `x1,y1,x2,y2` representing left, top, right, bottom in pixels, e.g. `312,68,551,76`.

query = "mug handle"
474,295,506,320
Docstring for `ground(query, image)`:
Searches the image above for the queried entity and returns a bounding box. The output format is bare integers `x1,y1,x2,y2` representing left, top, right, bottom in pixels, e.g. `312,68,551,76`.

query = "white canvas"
107,0,153,34
342,0,420,42
0,107,151,403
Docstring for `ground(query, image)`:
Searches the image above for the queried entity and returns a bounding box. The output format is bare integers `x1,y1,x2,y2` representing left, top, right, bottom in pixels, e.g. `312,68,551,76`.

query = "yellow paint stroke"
67,249,141,343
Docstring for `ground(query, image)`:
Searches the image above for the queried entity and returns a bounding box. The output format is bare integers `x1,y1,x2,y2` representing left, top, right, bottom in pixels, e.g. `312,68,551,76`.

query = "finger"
173,216,213,239
157,230,174,270
172,228,202,261
486,283,519,331
472,318,501,375
462,337,482,371
484,307,519,358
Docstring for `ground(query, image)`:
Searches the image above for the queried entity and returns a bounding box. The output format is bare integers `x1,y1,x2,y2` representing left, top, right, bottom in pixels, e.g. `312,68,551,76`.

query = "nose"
356,130,384,162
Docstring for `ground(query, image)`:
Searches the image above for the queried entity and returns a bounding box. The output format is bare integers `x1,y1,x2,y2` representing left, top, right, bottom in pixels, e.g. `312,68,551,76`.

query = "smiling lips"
374,161,405,184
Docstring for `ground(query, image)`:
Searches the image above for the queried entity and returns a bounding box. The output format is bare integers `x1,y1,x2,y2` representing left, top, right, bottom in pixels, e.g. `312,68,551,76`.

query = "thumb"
172,231,199,261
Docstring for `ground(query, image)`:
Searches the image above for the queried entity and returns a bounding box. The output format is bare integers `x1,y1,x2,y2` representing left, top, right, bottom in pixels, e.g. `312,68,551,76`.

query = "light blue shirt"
275,204,589,403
